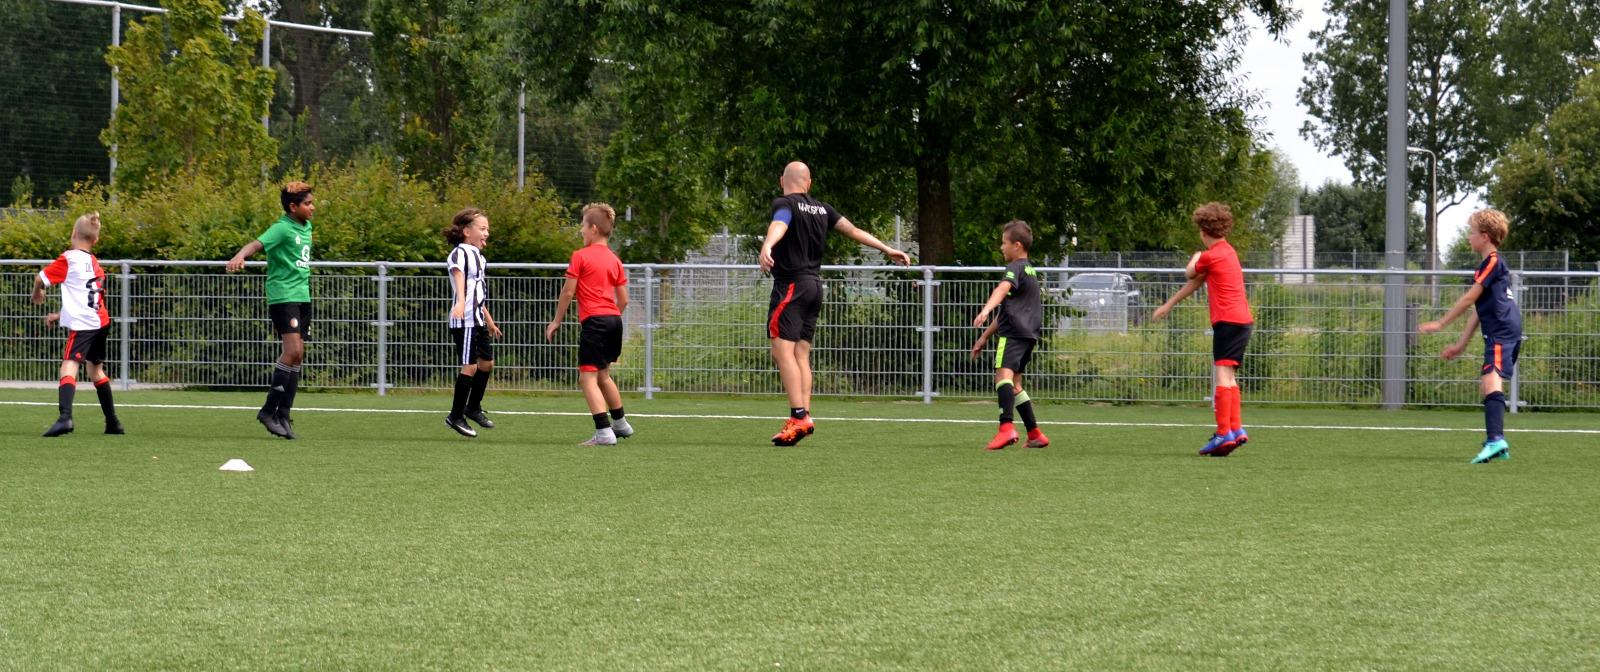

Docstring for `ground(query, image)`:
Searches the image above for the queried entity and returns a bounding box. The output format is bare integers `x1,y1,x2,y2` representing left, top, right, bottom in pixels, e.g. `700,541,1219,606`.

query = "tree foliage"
101,0,277,194
1489,70,1600,261
1299,180,1423,257
0,0,113,200
1300,0,1600,222
505,0,1297,265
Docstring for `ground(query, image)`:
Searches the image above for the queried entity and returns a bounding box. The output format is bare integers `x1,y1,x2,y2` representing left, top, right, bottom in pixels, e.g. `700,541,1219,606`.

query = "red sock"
1214,386,1230,435
1229,386,1243,431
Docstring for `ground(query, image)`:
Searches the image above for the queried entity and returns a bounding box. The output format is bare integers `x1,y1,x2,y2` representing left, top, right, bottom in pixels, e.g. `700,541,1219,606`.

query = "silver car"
1054,272,1141,334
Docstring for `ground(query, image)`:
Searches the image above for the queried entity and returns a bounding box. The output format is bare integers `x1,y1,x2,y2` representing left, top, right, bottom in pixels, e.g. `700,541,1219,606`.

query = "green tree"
370,0,501,181
267,0,390,167
1300,0,1599,230
0,0,113,201
1299,180,1424,258
1489,71,1600,261
506,0,1297,265
101,0,277,193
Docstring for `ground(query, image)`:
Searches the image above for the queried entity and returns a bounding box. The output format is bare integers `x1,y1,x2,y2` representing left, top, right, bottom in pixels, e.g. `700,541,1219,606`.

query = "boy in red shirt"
1153,202,1254,456
32,213,123,437
546,203,633,445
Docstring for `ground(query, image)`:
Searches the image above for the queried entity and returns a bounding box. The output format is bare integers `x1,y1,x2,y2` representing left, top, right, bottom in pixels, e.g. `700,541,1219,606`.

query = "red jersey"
565,244,627,321
1195,239,1253,325
39,249,111,331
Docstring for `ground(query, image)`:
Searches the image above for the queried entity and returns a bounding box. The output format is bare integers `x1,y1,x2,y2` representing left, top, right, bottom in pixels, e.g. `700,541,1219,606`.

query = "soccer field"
2,390,1598,670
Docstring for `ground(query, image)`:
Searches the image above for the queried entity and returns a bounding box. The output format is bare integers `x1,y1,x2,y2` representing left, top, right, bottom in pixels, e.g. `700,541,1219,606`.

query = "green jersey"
257,214,313,304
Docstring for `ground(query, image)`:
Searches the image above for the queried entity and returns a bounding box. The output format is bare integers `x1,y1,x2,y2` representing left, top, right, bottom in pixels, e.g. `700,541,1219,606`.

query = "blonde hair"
72,212,101,242
582,203,617,237
1469,209,1509,247
1192,202,1234,238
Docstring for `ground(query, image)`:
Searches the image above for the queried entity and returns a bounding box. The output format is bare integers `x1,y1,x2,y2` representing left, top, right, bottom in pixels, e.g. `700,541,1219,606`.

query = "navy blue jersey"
1473,251,1522,342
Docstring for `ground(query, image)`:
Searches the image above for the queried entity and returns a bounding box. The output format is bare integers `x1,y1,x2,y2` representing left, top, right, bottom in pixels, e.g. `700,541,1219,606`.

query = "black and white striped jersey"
447,243,488,328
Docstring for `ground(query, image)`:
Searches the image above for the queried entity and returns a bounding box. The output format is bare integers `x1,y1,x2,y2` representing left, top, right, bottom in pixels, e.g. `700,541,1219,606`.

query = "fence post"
116,261,133,391
373,262,390,396
917,266,939,404
641,264,657,400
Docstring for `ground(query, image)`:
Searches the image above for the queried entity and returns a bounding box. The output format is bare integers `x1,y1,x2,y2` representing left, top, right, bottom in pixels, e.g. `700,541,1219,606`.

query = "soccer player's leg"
597,319,631,438
44,337,85,437
987,349,1020,450
464,328,495,429
85,331,121,434
793,339,814,437
578,319,617,445
1475,346,1512,463
258,305,293,438
769,339,812,446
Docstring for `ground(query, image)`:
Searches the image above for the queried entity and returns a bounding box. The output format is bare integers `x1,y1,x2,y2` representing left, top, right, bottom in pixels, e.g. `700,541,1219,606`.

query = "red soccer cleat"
771,417,814,446
985,423,1019,450
1025,427,1050,448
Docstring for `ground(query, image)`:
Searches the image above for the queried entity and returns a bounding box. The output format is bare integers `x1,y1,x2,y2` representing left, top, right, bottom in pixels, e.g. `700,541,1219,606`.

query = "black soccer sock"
262,365,288,414
791,408,808,421
94,378,116,419
450,373,473,419
997,379,1015,425
467,368,493,413
593,412,611,430
1014,390,1037,431
280,365,301,418
1485,391,1506,441
58,376,76,420
610,406,626,421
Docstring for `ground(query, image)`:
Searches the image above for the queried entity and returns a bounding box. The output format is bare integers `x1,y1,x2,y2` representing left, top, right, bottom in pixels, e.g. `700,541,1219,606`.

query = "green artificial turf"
1,389,1597,670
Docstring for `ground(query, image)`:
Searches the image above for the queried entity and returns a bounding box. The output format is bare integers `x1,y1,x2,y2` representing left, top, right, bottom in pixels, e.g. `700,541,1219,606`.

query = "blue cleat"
1199,431,1238,456
1233,428,1249,447
1472,438,1510,464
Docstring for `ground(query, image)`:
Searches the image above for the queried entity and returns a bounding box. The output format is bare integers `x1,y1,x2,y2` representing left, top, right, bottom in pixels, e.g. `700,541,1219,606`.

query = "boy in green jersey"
227,182,314,439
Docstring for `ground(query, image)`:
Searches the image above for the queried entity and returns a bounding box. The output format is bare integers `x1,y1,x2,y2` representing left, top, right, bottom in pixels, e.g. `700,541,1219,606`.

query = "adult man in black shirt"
759,161,912,445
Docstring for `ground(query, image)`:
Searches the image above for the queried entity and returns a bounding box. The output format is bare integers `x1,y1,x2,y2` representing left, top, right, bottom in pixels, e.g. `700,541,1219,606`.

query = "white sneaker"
580,428,618,446
612,418,634,438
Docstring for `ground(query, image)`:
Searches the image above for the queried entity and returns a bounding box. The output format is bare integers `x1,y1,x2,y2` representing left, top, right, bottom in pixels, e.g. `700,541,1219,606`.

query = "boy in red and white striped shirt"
31,213,122,437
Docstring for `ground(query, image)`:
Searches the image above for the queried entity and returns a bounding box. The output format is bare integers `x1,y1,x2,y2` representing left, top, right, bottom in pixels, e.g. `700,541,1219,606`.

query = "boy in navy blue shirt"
1420,209,1523,463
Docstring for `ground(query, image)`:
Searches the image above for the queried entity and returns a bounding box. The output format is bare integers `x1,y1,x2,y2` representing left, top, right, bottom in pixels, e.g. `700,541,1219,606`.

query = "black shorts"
1482,338,1521,379
451,326,494,366
1213,321,1252,366
578,315,624,372
768,276,823,342
994,336,1036,374
63,328,109,364
269,302,313,339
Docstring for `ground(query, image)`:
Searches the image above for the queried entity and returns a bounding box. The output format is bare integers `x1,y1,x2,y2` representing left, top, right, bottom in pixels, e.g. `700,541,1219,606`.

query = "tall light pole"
1382,0,1408,409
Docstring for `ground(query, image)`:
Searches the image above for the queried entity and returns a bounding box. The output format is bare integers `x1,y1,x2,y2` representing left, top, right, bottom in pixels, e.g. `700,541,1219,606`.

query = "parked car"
1054,272,1141,334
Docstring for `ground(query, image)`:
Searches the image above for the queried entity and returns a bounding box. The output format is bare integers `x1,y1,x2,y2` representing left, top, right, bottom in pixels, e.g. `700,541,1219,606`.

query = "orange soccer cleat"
771,416,815,446
985,423,1019,450
1025,427,1050,448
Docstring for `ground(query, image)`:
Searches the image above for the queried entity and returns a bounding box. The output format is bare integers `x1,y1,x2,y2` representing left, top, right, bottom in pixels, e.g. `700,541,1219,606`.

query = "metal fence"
3,260,1598,410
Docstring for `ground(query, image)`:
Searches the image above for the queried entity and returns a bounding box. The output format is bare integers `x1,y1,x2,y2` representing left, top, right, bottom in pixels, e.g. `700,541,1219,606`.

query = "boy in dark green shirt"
227,182,315,439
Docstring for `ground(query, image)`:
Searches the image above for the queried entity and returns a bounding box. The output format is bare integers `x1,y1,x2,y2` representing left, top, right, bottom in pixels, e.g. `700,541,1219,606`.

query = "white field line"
0,400,1595,434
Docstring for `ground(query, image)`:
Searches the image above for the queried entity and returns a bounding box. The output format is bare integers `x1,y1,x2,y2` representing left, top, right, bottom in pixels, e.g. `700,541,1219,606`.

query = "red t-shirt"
565,244,628,321
1195,239,1253,325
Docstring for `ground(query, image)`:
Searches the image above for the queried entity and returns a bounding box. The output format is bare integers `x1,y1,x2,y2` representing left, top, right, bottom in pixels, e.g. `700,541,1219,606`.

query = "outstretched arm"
1152,276,1205,321
970,319,1001,361
972,280,1013,328
834,218,912,266
1419,284,1483,333
227,240,264,272
758,221,789,272
1441,313,1479,360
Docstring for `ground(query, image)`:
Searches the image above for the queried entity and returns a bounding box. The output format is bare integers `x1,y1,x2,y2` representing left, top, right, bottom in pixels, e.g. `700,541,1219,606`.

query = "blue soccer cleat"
1232,428,1249,447
1472,438,1510,464
1199,431,1238,456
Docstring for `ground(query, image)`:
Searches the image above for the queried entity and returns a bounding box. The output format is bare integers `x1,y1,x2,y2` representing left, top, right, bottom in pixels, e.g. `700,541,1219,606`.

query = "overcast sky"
1237,0,1480,251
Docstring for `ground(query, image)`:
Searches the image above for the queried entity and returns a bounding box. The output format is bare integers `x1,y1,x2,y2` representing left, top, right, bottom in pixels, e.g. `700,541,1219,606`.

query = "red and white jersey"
39,250,111,331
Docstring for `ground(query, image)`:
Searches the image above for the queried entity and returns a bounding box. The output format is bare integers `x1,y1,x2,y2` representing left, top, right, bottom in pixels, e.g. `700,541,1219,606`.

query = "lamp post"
1406,146,1438,303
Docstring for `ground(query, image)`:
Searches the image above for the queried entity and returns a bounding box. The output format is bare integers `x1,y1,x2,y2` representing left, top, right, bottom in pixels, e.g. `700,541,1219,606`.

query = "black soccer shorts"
1482,338,1521,379
578,315,624,372
994,336,1036,374
451,326,494,366
269,302,313,339
1212,321,1252,367
767,276,823,342
63,327,109,364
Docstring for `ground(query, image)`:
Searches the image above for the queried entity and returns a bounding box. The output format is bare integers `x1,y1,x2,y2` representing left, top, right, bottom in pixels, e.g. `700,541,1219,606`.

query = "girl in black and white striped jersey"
443,208,501,437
